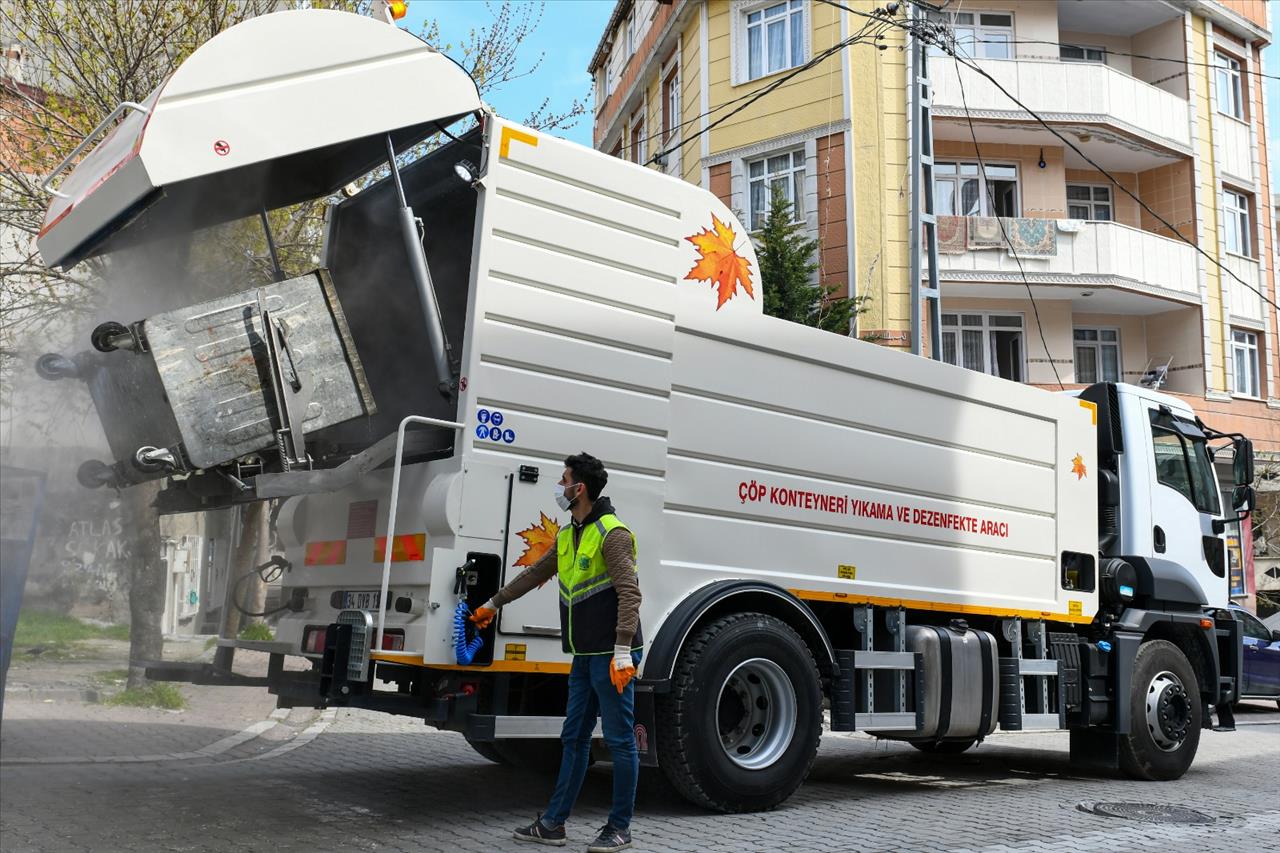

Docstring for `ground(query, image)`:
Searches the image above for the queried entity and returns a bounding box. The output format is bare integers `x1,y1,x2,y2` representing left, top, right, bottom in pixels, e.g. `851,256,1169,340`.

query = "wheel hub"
714,658,797,770
1145,670,1190,752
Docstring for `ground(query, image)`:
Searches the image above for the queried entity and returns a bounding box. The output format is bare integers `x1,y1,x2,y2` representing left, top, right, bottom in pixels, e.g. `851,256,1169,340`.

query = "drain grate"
1077,802,1215,825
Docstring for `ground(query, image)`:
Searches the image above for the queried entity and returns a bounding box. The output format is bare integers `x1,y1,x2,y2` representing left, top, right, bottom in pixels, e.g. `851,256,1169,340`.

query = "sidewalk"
1,640,318,765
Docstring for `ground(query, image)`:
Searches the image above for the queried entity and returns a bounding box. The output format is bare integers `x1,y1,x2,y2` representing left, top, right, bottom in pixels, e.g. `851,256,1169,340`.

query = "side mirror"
1231,484,1254,512
1233,437,1254,486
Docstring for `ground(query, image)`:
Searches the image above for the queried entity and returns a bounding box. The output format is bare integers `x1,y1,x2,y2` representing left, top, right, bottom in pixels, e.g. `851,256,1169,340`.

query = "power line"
820,0,1280,317
948,46,1064,389
643,10,900,167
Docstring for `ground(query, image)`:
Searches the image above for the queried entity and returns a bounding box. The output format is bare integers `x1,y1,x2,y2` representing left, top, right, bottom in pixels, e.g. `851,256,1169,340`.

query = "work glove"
609,645,636,694
469,600,497,629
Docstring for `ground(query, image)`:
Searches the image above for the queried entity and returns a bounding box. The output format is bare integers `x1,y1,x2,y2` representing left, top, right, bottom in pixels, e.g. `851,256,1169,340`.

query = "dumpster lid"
37,9,482,269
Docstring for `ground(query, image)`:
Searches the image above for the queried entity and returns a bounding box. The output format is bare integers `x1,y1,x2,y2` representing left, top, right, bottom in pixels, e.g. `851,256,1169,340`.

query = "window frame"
1149,408,1222,516
1215,51,1244,120
1060,43,1106,64
1065,183,1113,221
746,147,807,231
940,312,1027,381
935,161,1021,217
927,10,1015,61
1231,328,1261,398
736,0,809,84
662,59,680,144
1073,326,1122,383
1222,188,1252,258
629,112,646,165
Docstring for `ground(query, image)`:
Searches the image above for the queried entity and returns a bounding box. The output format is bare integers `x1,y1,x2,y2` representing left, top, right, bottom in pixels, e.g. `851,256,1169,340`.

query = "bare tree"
1,0,585,684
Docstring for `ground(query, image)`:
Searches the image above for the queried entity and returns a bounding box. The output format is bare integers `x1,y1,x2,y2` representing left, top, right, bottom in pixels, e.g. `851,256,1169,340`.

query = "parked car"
1231,605,1280,710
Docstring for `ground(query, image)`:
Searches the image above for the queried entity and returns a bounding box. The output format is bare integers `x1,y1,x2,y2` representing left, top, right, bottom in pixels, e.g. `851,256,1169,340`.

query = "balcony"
932,58,1192,156
934,219,1199,311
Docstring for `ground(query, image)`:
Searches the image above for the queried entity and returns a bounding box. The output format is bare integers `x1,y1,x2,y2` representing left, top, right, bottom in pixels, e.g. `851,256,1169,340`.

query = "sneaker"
586,824,632,853
513,815,567,846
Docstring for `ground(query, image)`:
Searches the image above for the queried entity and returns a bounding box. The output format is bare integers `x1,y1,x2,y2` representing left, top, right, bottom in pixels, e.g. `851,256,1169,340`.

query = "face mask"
554,483,578,512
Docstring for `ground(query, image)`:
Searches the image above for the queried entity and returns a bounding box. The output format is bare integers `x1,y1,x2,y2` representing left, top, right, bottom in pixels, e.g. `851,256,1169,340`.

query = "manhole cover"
1078,802,1215,825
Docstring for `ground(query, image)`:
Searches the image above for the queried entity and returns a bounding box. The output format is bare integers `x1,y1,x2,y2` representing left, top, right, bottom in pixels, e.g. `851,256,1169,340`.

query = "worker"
470,452,643,853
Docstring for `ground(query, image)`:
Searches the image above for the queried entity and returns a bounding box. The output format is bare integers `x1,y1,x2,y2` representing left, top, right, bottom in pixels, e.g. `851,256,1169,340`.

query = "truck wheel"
911,739,976,755
465,738,507,764
656,612,822,812
1120,640,1201,781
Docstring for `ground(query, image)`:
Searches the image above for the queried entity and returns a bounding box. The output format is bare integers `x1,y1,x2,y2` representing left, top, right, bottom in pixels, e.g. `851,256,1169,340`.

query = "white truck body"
35,9,1246,811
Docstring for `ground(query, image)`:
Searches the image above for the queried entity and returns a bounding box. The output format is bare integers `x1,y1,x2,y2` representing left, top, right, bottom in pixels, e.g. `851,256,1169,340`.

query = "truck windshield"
1149,410,1221,515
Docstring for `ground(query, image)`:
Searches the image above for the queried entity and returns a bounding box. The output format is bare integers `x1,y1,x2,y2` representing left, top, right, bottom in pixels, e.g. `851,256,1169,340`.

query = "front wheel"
656,612,822,812
1120,640,1201,781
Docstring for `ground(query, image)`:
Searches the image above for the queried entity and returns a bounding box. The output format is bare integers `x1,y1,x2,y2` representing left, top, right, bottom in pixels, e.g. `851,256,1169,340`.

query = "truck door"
497,466,565,642
1144,404,1226,604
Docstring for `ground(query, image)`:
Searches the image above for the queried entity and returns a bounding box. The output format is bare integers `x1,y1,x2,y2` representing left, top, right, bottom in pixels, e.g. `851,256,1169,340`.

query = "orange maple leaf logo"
684,214,753,309
514,512,560,568
1072,454,1087,480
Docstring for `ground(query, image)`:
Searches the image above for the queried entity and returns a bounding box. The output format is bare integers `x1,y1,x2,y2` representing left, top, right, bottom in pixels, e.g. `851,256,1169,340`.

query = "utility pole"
908,3,942,360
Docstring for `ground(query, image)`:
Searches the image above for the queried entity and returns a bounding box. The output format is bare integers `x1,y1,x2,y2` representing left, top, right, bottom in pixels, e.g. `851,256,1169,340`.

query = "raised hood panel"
37,8,481,269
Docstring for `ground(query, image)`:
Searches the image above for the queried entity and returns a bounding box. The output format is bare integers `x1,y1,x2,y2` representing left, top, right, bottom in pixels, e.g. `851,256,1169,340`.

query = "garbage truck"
33,8,1249,813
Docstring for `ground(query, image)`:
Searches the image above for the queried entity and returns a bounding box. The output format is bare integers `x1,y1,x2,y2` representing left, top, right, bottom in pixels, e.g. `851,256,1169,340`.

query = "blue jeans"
542,651,641,831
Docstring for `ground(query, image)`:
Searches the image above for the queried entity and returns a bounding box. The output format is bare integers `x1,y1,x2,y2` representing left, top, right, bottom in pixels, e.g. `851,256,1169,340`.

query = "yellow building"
589,0,1277,454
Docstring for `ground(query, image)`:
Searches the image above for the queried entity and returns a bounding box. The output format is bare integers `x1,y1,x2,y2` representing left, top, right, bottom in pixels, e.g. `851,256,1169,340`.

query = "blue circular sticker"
475,424,490,439
502,428,516,444
477,409,491,424
489,429,504,443
490,411,504,427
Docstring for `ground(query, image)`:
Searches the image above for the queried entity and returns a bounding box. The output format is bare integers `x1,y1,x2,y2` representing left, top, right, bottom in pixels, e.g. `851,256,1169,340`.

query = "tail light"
381,629,405,651
303,625,329,655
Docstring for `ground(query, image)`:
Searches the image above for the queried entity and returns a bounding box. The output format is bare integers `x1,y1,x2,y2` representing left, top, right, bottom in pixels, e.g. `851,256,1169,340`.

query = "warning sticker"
837,565,856,580
1068,600,1083,616
505,643,528,661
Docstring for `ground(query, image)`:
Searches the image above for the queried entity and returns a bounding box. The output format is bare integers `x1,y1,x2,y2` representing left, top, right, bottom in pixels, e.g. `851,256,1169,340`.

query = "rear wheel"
656,612,822,812
1119,640,1201,781
911,739,976,755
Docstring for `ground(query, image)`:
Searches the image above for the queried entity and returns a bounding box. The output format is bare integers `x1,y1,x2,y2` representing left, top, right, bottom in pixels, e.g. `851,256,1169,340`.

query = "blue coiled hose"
454,601,485,665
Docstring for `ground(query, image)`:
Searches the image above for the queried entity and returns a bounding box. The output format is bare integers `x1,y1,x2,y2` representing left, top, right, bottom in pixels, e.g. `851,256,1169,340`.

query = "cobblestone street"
2,658,1277,853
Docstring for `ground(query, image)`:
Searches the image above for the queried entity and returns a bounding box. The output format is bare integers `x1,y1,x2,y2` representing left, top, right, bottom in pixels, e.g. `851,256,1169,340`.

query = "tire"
911,739,976,755
465,738,508,764
1119,640,1201,781
656,612,822,813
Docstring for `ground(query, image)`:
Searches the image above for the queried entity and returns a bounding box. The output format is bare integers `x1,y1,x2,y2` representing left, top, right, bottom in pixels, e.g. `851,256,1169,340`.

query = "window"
1223,188,1251,257
1066,184,1112,221
1215,52,1243,119
935,162,1019,217
630,115,646,164
1239,611,1272,641
1060,43,1106,63
1074,328,1121,383
1149,408,1221,515
941,313,1024,381
626,5,637,56
928,11,1013,60
1232,329,1260,397
745,0,806,81
662,64,679,142
747,149,806,230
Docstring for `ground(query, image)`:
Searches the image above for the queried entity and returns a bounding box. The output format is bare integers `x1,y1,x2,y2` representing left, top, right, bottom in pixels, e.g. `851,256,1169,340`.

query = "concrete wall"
1144,306,1208,395
1132,18,1189,98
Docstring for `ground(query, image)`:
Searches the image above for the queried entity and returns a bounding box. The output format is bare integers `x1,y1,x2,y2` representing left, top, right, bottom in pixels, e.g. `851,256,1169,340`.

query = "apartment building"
589,0,1278,450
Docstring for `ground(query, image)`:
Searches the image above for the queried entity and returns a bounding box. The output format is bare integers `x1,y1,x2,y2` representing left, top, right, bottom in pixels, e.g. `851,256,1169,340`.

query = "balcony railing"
933,218,1200,304
932,58,1192,153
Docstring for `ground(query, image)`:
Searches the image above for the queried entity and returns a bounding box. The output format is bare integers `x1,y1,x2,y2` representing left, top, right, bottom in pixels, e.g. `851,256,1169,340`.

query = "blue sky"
405,0,616,146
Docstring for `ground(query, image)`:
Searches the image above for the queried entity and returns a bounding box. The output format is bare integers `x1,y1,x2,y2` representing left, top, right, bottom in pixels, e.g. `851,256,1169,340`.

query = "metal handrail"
40,101,150,199
374,415,465,657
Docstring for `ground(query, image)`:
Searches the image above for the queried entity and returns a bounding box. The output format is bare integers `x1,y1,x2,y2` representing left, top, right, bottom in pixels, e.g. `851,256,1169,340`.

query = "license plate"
341,590,381,610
